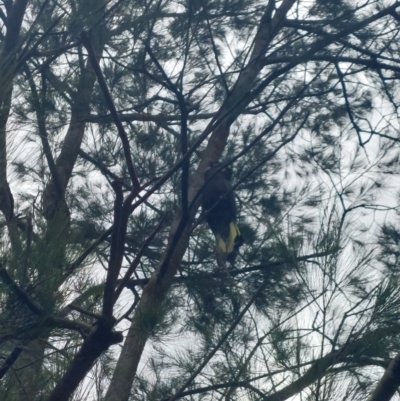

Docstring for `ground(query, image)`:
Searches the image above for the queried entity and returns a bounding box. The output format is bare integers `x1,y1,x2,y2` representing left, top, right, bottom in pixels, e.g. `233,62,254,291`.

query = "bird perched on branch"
202,162,243,267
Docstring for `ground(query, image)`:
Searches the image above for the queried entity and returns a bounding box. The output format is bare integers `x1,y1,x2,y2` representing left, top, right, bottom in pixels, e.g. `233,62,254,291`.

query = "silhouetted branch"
367,353,400,401
102,181,124,319
45,324,123,401
0,347,23,379
0,267,43,315
80,30,141,190
114,214,167,302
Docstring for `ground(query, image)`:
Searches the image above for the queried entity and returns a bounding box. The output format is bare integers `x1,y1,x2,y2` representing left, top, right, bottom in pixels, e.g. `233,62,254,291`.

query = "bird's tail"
215,221,242,254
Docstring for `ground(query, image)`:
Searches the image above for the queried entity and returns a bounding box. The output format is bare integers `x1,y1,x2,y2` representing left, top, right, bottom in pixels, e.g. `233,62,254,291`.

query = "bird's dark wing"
202,162,243,266
203,166,234,215
202,164,236,233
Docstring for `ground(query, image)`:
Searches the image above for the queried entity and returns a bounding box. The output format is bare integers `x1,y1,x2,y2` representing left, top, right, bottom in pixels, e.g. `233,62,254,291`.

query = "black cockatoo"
202,162,243,266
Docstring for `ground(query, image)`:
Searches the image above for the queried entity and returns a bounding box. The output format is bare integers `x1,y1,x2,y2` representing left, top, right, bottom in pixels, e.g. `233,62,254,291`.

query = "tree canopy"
2,1,400,400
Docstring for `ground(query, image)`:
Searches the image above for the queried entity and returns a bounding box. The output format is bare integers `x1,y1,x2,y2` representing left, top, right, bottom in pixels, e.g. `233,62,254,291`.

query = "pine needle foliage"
2,1,400,401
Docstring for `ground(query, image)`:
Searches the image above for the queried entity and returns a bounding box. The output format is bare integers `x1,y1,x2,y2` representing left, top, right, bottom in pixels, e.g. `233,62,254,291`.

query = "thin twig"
80,30,141,190
114,214,167,302
68,304,104,320
168,278,269,401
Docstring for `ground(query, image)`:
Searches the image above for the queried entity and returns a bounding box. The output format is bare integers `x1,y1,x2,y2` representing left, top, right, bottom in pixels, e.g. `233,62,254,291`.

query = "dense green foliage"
1,1,400,400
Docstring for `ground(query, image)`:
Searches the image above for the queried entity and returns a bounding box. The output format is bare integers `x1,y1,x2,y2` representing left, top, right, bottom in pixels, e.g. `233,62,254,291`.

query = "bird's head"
204,162,232,181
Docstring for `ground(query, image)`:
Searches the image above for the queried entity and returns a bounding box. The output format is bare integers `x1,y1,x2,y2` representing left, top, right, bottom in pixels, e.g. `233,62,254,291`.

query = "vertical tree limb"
0,0,29,221
102,181,124,319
